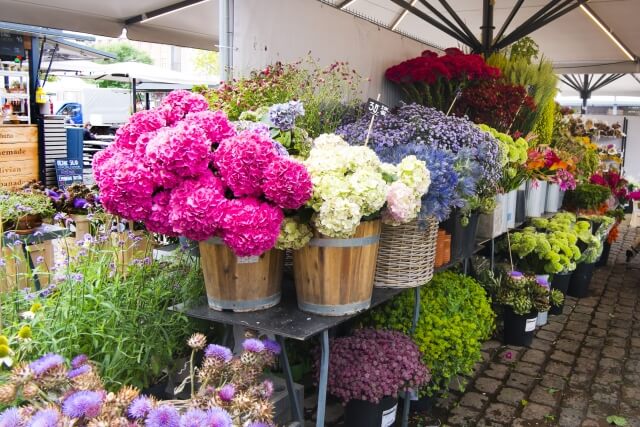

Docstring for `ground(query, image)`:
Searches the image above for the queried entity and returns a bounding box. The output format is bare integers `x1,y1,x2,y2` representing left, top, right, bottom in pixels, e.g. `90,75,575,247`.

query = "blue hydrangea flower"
268,101,305,131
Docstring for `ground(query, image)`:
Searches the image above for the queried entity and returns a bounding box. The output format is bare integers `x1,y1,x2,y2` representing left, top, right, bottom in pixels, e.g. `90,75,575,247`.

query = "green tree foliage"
193,50,219,76
93,42,153,88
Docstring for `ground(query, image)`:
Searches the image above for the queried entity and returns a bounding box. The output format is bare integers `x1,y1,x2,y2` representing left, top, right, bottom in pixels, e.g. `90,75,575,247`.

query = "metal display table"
1,224,70,290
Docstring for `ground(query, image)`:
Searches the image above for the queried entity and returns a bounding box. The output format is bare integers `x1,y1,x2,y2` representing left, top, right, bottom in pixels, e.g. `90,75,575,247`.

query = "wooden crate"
0,124,38,190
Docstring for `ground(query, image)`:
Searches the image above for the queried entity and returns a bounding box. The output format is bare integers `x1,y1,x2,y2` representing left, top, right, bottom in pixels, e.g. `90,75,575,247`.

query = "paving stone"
448,406,481,427
604,336,627,347
550,350,576,365
591,383,619,405
550,314,568,323
514,361,542,376
562,389,589,410
579,346,600,359
530,338,553,353
484,363,510,380
593,370,623,386
581,419,601,427
568,372,592,389
505,372,536,392
573,357,598,374
545,361,572,377
602,346,626,360
558,408,584,427
555,339,581,354
574,305,595,314
475,418,505,427
570,312,592,322
586,401,616,420
521,349,547,365
560,330,585,342
529,385,559,407
496,387,526,406
590,318,608,329
565,320,590,333
541,321,564,333
458,391,488,410
484,403,517,424
535,330,557,342
498,348,520,364
481,340,502,351
521,402,554,421
621,386,640,409
474,377,502,395
587,327,607,338
540,373,567,391
626,359,640,374
583,336,605,348
599,357,623,370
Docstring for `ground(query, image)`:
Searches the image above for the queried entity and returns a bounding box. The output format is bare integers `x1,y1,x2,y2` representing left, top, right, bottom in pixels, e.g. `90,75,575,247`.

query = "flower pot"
344,396,398,427
596,241,611,267
199,239,283,312
477,194,507,239
294,220,380,316
502,305,538,347
550,272,571,315
515,183,527,224
3,214,43,234
442,210,480,261
525,180,547,218
537,311,548,327
545,183,561,213
568,262,596,298
70,214,91,238
374,217,438,288
506,189,518,229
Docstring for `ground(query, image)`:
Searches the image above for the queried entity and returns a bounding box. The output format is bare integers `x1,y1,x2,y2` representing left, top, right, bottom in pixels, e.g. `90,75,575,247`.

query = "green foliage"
478,124,528,192
607,415,628,426
365,271,495,395
206,58,365,137
487,37,558,133
193,50,219,76
563,183,612,211
503,225,580,274
94,42,153,88
496,271,553,314
533,97,556,146
0,246,206,390
0,191,55,222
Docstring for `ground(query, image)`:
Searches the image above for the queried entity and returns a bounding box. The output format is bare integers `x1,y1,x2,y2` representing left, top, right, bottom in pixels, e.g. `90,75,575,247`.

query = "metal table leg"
276,335,304,425
222,324,233,348
316,330,329,427
490,238,495,272
23,244,41,291
401,287,422,427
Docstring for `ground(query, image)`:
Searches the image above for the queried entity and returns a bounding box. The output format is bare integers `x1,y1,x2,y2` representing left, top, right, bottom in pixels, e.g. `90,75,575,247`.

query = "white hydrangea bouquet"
297,133,430,239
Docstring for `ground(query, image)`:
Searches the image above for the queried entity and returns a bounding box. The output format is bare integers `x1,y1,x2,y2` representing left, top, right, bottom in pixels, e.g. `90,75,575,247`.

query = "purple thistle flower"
242,338,265,353
0,408,21,427
204,408,232,427
62,390,104,418
71,354,89,369
145,405,180,427
204,344,232,363
247,423,272,427
67,365,91,379
178,409,207,427
128,396,154,419
29,353,64,377
217,384,235,402
29,409,60,427
263,339,281,355
261,379,274,399
509,271,524,279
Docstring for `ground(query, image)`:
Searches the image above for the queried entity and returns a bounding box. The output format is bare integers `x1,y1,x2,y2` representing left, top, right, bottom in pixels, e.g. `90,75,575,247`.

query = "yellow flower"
29,303,43,313
17,326,32,340
0,336,8,346
0,345,9,357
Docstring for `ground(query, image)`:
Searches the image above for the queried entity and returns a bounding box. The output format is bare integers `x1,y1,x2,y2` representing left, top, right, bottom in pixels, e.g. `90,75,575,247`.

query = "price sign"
367,98,389,117
55,159,83,189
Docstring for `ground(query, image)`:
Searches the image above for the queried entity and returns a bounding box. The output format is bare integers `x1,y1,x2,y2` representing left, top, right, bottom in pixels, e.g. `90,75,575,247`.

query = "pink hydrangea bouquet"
93,90,313,257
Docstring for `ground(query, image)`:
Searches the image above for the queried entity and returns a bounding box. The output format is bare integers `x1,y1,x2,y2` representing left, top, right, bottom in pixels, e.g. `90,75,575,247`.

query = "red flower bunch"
454,79,536,134
590,170,640,206
385,48,500,84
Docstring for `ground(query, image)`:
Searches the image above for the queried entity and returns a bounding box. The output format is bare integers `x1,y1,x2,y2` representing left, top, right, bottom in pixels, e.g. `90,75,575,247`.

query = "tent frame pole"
219,0,234,82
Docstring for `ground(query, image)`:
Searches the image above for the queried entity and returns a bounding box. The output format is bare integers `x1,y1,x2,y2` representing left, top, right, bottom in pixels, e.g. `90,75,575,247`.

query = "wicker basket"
374,217,439,288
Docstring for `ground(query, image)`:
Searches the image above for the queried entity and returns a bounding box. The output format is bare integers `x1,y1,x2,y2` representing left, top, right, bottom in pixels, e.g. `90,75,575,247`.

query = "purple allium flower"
242,338,265,353
62,390,104,418
204,344,232,363
178,409,207,427
217,384,235,402
67,365,91,379
204,408,232,427
29,353,64,377
29,409,60,427
71,354,88,369
261,379,274,399
128,396,154,419
263,339,281,355
268,101,305,131
145,405,180,427
0,408,21,427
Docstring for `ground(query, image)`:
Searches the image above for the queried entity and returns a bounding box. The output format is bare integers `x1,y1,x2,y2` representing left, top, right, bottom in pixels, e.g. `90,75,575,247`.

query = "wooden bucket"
293,220,381,316
71,214,91,238
1,241,53,291
199,238,283,312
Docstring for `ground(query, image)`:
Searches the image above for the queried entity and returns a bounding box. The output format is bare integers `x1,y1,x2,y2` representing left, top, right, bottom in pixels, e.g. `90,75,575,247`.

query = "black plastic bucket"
344,396,398,427
550,272,571,315
502,305,538,347
568,262,596,298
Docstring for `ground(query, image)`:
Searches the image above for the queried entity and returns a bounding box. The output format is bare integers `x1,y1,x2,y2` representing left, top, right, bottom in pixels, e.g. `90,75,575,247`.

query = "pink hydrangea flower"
168,171,227,241
114,109,166,150
160,90,209,125
145,190,176,236
219,198,284,257
213,130,278,197
145,122,210,187
262,157,313,209
185,110,236,145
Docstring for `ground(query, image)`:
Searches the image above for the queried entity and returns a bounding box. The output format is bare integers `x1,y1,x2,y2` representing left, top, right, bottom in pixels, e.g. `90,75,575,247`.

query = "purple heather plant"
317,328,430,405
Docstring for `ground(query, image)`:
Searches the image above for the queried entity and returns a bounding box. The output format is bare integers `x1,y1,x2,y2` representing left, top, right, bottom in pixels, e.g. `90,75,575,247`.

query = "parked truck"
56,88,130,127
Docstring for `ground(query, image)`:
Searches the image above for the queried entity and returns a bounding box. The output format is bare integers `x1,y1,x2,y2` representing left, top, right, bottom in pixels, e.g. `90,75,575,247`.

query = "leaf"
520,399,528,407
606,416,628,426
547,387,559,395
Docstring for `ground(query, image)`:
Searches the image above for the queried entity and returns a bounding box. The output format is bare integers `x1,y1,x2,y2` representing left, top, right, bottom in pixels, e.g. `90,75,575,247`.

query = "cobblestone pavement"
439,222,640,427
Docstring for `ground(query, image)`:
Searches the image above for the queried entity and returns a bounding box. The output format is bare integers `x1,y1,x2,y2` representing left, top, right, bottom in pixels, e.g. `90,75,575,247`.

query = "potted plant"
0,191,55,234
45,183,101,238
93,90,313,312
568,219,604,298
562,183,611,214
366,272,495,400
319,328,430,427
497,271,563,346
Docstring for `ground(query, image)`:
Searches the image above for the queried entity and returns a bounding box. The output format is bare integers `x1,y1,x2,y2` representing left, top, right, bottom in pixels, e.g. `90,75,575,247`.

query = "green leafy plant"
563,183,612,211
607,415,628,426
365,271,495,395
0,191,55,224
496,271,556,315
478,124,528,192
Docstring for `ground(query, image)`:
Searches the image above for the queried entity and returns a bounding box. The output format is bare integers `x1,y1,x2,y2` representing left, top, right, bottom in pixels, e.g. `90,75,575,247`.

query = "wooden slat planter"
293,220,381,316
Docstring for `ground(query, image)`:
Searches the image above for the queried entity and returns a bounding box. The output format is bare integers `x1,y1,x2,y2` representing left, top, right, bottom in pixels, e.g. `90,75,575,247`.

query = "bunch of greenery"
487,37,558,134
204,58,365,137
0,241,206,390
577,215,615,263
365,271,495,395
496,271,562,315
503,225,580,274
478,124,528,192
533,97,555,146
563,183,612,211
0,191,55,224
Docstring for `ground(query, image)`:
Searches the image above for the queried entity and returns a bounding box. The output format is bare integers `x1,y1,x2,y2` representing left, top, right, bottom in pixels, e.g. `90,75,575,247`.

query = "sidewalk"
438,222,640,427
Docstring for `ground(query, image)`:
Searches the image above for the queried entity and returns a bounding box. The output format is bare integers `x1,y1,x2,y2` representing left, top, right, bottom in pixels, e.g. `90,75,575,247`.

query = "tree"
193,50,218,76
93,42,153,88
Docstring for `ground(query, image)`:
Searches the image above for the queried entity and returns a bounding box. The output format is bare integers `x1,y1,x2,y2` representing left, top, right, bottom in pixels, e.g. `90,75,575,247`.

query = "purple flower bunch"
268,100,305,131
318,328,430,404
